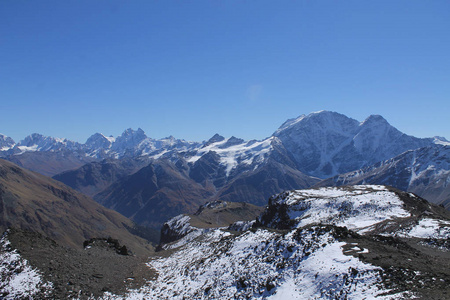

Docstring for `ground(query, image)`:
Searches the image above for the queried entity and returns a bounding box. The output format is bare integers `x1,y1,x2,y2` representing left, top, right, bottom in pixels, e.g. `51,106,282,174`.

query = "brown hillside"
0,159,152,256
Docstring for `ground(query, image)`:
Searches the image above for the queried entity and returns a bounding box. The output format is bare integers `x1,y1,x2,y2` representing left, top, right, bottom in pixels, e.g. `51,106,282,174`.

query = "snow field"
278,186,411,232
103,226,406,299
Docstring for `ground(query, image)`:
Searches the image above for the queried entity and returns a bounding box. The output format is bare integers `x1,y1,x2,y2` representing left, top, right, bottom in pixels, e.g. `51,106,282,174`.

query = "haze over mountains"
1,111,449,228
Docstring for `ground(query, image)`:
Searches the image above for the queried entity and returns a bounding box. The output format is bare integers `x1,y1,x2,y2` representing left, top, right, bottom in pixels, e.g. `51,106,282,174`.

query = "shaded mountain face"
127,185,450,299
70,156,318,228
215,158,320,206
273,111,434,178
94,160,216,228
0,159,152,255
54,136,318,228
5,150,95,177
52,157,152,197
317,144,450,209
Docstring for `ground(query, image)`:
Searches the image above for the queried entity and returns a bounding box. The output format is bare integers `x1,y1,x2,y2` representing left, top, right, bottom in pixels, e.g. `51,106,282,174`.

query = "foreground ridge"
100,185,449,299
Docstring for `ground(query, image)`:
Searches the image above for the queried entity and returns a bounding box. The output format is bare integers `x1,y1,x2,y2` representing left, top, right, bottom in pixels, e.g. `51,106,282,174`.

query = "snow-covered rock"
186,135,274,177
0,231,53,299
100,185,449,299
0,134,15,151
16,133,83,153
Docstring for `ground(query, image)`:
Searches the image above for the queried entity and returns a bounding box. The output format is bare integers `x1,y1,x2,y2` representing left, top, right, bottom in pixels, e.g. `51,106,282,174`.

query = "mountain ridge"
316,144,450,209
1,111,448,228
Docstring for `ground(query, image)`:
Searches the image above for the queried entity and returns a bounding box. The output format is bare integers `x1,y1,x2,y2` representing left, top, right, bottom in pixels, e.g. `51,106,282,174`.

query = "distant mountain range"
1,111,449,227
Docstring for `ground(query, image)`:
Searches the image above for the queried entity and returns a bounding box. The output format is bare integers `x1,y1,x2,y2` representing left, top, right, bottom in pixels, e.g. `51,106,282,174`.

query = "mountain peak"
117,128,147,141
21,133,46,145
219,136,245,149
0,134,15,149
85,133,114,149
111,128,148,153
121,128,146,137
274,111,358,136
205,133,225,145
361,114,390,126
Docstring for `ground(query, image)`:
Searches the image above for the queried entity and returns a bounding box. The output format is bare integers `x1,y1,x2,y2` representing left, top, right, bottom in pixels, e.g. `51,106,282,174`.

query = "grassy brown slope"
0,159,152,256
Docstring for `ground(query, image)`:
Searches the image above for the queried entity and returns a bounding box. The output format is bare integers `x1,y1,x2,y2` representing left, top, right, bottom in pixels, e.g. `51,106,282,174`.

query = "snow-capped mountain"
108,185,448,299
0,134,15,151
85,133,115,153
18,133,84,152
317,144,450,209
0,129,200,175
273,111,434,178
185,136,275,177
83,128,201,160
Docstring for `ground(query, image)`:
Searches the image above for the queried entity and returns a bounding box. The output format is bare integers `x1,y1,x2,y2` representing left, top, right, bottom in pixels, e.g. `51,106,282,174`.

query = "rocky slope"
108,185,450,299
94,159,216,228
317,144,450,209
159,200,265,245
1,229,155,299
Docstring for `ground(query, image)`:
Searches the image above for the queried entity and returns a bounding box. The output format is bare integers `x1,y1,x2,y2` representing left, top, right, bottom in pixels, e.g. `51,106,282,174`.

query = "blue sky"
1,1,449,142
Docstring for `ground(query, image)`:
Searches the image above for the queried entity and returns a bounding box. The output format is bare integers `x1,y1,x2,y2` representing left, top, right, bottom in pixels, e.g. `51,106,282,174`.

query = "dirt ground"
7,229,157,299
341,233,450,300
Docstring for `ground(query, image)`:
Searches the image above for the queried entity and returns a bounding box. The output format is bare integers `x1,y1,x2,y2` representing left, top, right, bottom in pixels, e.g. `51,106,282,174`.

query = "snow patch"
274,186,410,233
101,227,408,299
398,218,450,239
187,137,274,176
0,232,53,299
